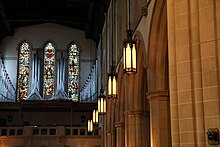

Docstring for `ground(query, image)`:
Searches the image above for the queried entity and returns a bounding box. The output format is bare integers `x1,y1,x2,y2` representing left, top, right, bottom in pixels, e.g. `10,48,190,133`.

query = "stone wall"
167,0,220,146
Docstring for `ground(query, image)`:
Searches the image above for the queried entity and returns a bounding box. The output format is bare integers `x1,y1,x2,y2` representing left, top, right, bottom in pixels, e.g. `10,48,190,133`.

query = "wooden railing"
0,126,101,137
0,57,16,102
80,60,98,103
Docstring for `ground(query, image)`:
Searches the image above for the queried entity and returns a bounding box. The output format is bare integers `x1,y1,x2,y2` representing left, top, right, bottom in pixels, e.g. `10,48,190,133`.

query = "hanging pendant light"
93,109,99,124
88,119,93,132
98,89,106,114
108,0,117,99
123,30,137,74
98,32,107,114
108,66,117,99
123,0,137,74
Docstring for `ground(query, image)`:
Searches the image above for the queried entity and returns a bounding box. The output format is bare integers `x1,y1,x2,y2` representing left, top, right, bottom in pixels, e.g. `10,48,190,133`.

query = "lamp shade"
108,66,117,99
88,119,93,132
93,109,99,124
98,89,106,114
123,30,137,74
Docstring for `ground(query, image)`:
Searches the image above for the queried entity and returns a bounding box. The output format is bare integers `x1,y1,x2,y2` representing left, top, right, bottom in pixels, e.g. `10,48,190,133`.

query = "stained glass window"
43,42,56,97
68,42,80,101
17,41,31,100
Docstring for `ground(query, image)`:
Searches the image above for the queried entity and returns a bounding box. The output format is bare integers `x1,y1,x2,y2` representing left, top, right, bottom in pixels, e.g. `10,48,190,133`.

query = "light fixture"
98,33,107,114
108,0,117,99
123,0,137,74
207,128,219,145
88,119,93,132
108,66,117,99
98,89,106,114
93,109,99,124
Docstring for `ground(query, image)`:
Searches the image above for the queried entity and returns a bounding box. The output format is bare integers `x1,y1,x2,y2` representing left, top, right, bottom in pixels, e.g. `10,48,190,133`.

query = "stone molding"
124,110,149,117
146,90,169,101
141,5,148,16
114,122,125,128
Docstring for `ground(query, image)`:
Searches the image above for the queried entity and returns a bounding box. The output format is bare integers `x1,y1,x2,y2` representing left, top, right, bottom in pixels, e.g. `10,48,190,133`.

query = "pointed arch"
147,0,168,91
43,41,56,97
17,40,32,101
67,41,80,102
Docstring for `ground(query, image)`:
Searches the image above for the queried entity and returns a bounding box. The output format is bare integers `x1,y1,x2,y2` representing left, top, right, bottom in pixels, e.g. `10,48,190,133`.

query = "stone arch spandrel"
132,32,148,111
116,62,125,123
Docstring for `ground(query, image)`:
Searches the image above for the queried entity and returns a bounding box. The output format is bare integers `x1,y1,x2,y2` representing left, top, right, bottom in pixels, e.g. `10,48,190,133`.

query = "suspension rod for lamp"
36,50,38,81
62,55,65,83
100,33,103,89
111,0,114,67
33,53,36,80
128,0,131,30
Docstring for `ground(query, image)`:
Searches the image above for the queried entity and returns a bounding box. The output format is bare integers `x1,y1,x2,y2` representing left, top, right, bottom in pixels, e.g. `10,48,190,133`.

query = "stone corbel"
141,5,148,16
141,0,152,17
107,130,112,136
114,122,125,128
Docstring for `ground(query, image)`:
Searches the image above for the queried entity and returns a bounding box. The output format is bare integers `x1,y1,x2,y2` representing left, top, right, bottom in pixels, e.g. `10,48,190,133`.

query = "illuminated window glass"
17,41,31,100
68,42,80,101
43,42,56,96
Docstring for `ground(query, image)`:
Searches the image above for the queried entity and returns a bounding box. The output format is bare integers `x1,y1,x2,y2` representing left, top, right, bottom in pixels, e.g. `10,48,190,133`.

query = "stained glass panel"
17,42,31,100
43,42,55,96
68,43,80,101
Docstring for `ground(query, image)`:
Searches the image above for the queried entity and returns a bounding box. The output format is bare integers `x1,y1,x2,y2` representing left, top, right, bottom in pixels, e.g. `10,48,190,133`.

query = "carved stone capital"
146,90,169,101
107,131,112,136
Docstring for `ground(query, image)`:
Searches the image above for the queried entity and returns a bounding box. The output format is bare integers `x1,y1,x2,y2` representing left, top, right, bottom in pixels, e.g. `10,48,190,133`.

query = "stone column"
143,111,150,147
135,111,144,147
126,111,136,147
115,122,125,147
57,126,65,145
167,0,220,146
100,115,106,147
107,131,112,147
147,90,171,147
106,99,113,147
23,126,32,147
106,98,117,147
125,110,150,147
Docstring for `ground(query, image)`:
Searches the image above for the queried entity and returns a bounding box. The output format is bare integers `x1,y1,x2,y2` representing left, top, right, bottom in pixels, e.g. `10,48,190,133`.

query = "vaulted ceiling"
0,0,110,45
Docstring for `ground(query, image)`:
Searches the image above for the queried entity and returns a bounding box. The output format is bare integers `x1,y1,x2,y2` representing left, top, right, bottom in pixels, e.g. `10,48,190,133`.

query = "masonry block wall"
167,0,220,146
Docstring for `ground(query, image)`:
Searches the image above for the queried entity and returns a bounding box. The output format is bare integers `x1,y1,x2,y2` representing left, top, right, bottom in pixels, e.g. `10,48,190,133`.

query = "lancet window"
17,41,31,100
43,42,56,97
68,42,80,101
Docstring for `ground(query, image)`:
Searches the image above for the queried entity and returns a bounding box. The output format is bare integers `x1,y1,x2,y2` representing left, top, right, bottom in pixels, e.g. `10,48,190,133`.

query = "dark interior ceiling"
0,0,110,46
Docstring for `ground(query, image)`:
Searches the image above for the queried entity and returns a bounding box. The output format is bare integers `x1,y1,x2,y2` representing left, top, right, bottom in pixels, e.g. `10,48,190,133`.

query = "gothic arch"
133,32,148,111
134,31,147,69
116,29,149,146
146,0,171,146
147,0,168,91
